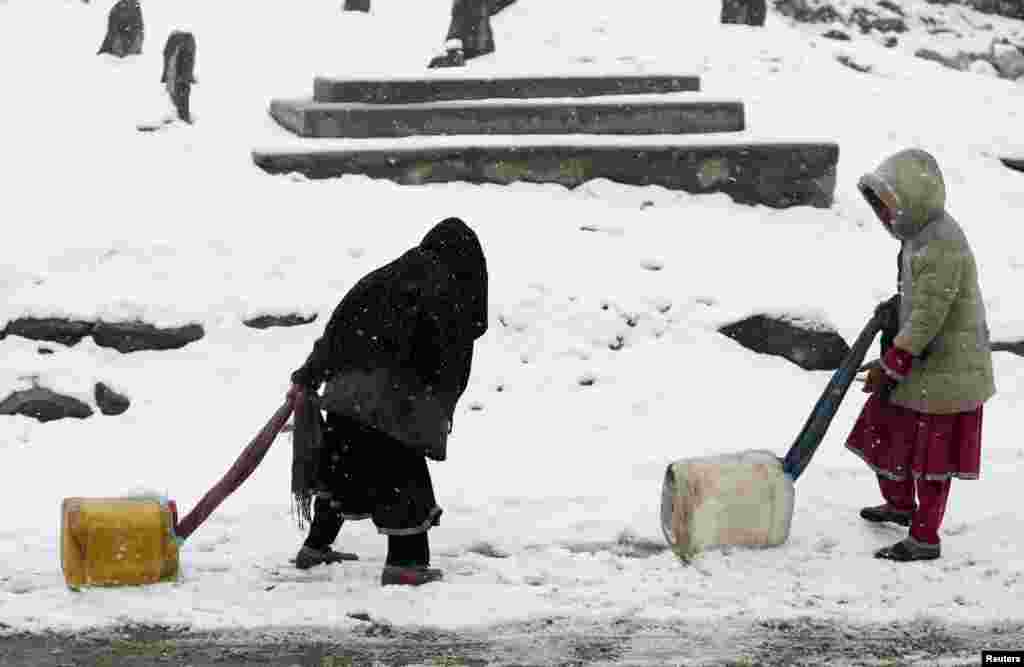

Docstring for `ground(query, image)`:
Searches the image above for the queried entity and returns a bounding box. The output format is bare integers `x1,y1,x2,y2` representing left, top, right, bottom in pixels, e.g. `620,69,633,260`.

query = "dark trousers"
304,495,431,566
877,475,952,545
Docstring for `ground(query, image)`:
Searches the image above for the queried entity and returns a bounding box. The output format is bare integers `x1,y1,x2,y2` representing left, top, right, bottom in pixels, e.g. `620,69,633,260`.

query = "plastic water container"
60,496,180,590
660,450,795,559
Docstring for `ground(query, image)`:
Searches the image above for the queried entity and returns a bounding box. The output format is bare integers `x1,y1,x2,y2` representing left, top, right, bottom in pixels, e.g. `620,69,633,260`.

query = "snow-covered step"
268,95,745,139
251,136,838,208
312,73,701,104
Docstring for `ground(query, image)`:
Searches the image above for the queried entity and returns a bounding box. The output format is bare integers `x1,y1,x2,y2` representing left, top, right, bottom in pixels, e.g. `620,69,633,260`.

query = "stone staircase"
252,73,838,208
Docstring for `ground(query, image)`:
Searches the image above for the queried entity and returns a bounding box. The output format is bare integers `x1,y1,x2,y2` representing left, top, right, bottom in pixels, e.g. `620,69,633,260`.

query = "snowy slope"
0,0,1022,633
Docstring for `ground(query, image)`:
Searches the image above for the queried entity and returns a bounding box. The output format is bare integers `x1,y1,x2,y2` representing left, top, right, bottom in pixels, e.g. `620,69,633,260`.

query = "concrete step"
269,95,745,139
251,136,838,209
312,73,700,104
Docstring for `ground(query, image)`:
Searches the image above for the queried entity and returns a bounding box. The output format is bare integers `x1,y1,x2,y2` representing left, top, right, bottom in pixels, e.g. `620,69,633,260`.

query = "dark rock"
37,347,54,356
872,17,908,32
92,321,205,353
822,29,852,40
963,0,1024,20
722,0,768,26
915,48,970,71
849,7,907,33
990,42,1024,79
773,0,843,23
1001,157,1024,173
0,388,93,423
719,314,850,371
4,318,95,347
876,0,905,16
94,382,131,416
992,340,1024,357
343,0,370,11
243,313,318,329
97,0,143,58
836,54,873,73
884,36,899,47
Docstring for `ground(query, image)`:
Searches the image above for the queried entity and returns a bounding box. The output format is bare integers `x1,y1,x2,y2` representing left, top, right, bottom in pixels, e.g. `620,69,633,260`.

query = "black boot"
295,497,359,569
382,532,442,586
294,545,359,569
860,504,913,527
874,537,940,562
425,46,466,69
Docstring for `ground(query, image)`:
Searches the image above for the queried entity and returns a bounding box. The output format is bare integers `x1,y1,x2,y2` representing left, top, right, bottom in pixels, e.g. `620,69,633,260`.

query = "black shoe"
860,504,913,527
294,546,359,570
381,565,444,586
427,48,465,69
874,538,940,562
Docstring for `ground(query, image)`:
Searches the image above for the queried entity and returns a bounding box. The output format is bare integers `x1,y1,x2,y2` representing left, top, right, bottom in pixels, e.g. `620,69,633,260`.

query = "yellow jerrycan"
60,496,180,590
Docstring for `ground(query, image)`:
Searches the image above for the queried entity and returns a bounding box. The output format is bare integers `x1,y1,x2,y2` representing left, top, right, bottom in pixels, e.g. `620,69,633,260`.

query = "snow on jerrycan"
61,496,180,590
660,450,794,560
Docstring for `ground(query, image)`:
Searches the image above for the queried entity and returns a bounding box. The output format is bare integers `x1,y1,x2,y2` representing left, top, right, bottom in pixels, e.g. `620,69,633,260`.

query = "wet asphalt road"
1,617,1021,666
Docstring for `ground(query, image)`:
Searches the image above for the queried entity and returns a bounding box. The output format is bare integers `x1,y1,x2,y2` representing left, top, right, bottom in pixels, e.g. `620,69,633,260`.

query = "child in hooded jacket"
847,148,996,562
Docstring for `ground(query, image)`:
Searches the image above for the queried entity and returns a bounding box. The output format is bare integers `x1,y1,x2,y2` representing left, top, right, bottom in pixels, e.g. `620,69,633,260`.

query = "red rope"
175,399,294,541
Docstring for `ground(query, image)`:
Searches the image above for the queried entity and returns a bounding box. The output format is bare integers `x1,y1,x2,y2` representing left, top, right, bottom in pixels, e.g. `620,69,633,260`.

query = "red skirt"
845,394,983,481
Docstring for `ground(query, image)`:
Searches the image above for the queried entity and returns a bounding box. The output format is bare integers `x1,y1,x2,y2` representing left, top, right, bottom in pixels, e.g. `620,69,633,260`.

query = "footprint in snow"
943,522,969,536
466,541,511,559
5,577,35,595
815,537,839,553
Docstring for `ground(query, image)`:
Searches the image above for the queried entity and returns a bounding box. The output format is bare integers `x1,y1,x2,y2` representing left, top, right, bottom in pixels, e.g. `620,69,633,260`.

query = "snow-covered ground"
1,0,1022,634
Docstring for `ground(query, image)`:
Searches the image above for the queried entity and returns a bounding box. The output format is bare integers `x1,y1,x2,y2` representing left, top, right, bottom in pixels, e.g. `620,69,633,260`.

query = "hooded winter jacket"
858,149,995,414
290,218,488,457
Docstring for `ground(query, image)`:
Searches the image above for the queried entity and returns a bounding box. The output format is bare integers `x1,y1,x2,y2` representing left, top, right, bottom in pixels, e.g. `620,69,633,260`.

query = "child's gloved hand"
881,346,913,381
863,366,890,394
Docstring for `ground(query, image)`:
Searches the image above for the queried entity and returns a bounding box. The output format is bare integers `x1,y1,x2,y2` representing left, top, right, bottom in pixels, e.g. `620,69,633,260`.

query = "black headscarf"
418,217,489,345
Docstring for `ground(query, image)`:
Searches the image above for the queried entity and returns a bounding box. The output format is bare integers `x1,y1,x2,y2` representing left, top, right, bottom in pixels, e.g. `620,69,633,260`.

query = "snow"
282,93,744,111
2,0,1023,636
253,132,842,154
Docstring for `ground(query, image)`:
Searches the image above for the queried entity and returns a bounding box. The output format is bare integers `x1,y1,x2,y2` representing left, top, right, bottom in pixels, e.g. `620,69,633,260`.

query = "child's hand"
863,366,889,394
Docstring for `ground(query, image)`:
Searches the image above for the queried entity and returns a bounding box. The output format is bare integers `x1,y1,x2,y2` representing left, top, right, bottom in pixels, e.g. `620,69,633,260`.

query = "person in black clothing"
287,217,488,586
